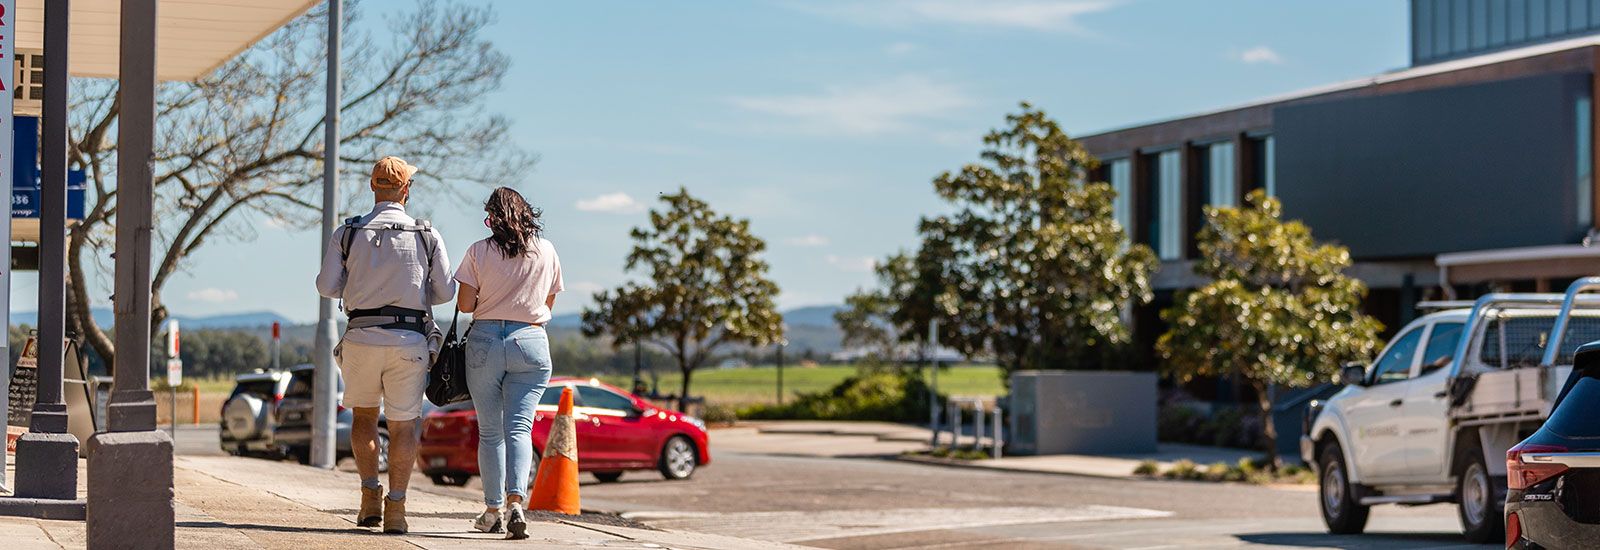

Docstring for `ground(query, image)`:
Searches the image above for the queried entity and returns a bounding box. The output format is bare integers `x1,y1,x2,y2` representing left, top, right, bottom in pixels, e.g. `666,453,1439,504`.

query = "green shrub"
1164,459,1200,480
700,403,738,425
738,364,932,422
1132,460,1160,476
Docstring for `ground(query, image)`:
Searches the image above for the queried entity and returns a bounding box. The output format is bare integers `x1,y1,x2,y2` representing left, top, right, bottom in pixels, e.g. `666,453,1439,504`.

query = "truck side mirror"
1339,363,1369,386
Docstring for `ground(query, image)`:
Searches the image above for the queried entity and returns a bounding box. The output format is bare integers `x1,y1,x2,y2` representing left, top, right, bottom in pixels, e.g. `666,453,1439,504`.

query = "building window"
1207,142,1237,208
1580,94,1593,228
1157,150,1182,261
1108,158,1132,234
1246,136,1276,198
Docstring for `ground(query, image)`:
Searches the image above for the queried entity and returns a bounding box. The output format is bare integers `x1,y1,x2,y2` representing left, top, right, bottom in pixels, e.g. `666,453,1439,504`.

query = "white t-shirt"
453,237,563,325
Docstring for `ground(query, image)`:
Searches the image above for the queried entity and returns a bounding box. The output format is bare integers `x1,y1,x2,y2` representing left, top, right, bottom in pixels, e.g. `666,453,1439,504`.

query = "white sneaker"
505,504,528,540
473,510,502,533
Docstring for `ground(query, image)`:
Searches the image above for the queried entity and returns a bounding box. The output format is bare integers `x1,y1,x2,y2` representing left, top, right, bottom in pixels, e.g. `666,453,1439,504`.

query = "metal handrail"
1540,276,1600,367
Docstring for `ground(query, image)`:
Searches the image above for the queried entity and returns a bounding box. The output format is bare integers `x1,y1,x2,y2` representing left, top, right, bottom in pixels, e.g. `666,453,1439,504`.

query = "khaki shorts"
335,339,429,421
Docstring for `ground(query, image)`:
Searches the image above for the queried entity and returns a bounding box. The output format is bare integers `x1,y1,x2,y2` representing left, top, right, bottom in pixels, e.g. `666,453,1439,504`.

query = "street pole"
89,0,175,545
272,321,281,371
927,320,940,444
310,0,343,470
776,339,785,405
14,0,78,501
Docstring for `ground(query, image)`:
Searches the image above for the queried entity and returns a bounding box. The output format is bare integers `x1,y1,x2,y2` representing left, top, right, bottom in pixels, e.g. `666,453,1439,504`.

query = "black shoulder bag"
426,310,471,405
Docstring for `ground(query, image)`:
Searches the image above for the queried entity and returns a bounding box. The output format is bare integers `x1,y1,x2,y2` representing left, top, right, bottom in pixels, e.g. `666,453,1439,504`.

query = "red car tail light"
1507,443,1569,490
1506,511,1521,548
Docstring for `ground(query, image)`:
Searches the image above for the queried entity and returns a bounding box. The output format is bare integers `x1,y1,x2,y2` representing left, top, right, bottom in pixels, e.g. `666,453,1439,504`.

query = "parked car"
1303,278,1600,543
220,369,294,456
419,377,710,486
1505,340,1600,549
274,363,434,472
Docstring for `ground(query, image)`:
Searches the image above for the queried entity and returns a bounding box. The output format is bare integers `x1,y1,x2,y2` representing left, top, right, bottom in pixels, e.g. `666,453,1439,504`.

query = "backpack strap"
338,216,440,310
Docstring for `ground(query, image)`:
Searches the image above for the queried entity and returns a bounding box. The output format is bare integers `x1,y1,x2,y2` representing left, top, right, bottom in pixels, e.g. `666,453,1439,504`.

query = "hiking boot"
505,503,528,540
473,509,503,533
383,496,408,534
358,485,383,527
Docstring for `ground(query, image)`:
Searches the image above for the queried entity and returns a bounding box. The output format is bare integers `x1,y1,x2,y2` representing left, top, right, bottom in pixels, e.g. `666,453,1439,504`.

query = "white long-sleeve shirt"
316,201,454,348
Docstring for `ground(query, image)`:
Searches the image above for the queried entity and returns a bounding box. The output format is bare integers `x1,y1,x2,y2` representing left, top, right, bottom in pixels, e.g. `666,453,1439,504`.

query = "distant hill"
782,305,843,326
10,308,293,330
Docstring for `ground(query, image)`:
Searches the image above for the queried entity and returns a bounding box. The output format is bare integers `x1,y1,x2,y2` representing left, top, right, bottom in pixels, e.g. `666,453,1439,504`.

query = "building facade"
1080,1,1600,362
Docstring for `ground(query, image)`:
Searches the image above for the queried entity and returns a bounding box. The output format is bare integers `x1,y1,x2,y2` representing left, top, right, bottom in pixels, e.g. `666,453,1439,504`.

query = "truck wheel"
1319,441,1369,534
1457,447,1505,543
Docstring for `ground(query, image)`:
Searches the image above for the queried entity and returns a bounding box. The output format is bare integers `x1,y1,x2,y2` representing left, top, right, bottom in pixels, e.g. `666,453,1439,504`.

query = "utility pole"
632,340,642,392
14,0,78,503
310,0,343,469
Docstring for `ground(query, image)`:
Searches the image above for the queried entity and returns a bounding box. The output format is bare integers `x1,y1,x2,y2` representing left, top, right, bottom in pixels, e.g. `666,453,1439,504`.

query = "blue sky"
11,0,1410,323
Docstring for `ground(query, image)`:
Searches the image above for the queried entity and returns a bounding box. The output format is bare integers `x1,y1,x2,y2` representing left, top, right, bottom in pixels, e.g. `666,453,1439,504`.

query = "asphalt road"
178,425,1497,549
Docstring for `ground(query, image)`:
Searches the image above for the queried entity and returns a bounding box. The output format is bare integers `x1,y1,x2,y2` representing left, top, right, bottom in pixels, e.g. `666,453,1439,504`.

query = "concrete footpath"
2,452,801,549
741,420,1263,479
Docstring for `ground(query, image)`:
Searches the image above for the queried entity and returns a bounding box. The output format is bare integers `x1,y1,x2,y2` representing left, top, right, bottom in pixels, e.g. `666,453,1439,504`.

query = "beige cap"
371,156,418,190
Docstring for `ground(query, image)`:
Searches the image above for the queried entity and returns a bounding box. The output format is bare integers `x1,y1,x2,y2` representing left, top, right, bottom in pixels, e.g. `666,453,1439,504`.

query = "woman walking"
455,187,563,539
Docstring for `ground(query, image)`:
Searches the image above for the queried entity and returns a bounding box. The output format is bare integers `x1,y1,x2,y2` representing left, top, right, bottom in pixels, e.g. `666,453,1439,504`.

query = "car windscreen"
232,379,277,399
1479,315,1600,368
1547,373,1600,439
577,386,634,412
285,370,316,398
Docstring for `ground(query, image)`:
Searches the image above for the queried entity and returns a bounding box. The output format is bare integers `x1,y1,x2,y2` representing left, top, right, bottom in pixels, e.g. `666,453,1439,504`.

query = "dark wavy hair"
484,187,543,257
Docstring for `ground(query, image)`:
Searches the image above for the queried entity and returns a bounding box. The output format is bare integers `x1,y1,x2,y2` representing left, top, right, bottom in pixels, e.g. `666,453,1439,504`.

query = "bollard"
991,406,1003,460
929,400,941,447
973,400,985,452
192,384,200,425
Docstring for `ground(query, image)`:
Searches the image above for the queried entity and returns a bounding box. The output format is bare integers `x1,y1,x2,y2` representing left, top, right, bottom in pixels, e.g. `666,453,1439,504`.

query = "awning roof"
16,0,320,81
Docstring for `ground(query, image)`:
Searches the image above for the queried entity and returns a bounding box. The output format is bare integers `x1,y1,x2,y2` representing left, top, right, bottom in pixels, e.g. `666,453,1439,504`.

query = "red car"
419,377,710,486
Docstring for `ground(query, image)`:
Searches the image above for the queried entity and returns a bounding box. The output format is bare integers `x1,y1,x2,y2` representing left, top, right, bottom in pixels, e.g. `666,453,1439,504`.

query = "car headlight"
684,415,706,431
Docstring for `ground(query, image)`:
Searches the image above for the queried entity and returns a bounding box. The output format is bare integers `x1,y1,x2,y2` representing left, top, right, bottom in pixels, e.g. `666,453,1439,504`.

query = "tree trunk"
1252,379,1279,468
678,366,693,413
66,227,116,371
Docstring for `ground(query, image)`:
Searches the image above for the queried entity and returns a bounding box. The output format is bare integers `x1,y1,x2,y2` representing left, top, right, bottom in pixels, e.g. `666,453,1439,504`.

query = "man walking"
315,156,454,534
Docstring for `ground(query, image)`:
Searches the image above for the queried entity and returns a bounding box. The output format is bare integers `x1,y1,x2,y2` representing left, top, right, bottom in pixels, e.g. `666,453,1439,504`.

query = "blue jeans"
465,320,552,508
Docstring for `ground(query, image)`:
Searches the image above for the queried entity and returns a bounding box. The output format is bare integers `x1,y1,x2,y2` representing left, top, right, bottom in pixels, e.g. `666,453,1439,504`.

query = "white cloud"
791,0,1119,33
826,254,877,272
1239,46,1284,65
787,234,830,247
886,41,918,56
728,74,973,136
575,192,647,214
187,288,239,303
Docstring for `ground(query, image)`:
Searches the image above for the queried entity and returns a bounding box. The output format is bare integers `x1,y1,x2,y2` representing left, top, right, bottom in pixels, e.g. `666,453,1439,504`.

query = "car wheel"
594,471,623,483
658,436,697,480
376,432,390,473
1458,447,1505,544
431,473,470,486
1319,441,1369,535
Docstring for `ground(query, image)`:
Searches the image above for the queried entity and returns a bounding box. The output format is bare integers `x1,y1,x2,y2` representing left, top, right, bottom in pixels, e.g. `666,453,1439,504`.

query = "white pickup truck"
1302,277,1600,543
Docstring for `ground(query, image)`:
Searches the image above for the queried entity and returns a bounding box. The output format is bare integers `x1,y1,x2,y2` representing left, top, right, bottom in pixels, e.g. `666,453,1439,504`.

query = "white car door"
1343,325,1425,482
1400,321,1463,480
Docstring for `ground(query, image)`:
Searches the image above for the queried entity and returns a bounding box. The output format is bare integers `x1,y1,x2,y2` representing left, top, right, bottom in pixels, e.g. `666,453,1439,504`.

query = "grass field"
597,363,1005,408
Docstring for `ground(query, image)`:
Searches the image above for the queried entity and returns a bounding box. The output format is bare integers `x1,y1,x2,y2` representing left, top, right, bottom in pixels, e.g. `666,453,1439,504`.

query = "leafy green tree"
1158,190,1384,463
581,188,785,410
893,103,1156,379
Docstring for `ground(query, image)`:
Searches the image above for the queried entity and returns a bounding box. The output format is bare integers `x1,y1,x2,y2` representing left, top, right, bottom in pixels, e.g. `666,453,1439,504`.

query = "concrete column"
14,0,81,501
311,0,343,470
87,0,174,546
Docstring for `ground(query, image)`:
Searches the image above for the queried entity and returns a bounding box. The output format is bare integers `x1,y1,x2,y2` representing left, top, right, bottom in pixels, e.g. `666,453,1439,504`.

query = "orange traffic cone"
528,386,580,514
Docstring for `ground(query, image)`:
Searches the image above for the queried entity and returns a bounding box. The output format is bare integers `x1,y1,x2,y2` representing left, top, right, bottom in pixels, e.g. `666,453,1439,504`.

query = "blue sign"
9,116,87,220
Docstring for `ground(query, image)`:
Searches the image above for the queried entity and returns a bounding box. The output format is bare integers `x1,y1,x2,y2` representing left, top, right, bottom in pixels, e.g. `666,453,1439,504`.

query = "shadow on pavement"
177,520,375,536
1237,532,1494,548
